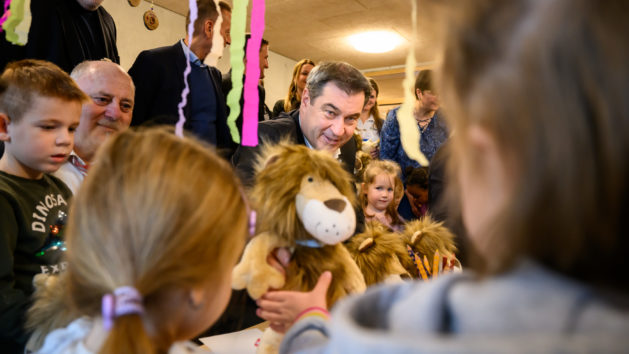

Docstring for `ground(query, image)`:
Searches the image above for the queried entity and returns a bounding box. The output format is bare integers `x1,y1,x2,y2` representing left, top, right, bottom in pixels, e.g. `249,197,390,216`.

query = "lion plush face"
296,174,355,244
251,142,357,245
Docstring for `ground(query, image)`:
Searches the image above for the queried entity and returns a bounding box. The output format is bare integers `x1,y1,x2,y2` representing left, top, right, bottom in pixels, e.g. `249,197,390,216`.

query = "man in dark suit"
233,61,371,186
0,0,119,73
221,35,270,158
128,0,229,150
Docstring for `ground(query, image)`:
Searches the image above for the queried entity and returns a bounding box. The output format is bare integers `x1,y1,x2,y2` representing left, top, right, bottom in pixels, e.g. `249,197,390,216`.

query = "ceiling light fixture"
348,31,404,53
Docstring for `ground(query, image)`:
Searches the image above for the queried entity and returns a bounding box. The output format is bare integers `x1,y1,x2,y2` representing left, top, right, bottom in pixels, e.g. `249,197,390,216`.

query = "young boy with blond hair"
0,59,86,351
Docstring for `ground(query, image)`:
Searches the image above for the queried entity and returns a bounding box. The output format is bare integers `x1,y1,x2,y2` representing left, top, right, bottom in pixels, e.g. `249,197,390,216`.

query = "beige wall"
103,0,296,109
214,43,297,109
102,0,185,70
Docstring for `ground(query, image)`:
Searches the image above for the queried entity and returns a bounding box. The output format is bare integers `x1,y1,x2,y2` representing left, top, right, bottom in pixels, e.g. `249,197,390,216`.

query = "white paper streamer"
204,1,223,67
398,0,429,166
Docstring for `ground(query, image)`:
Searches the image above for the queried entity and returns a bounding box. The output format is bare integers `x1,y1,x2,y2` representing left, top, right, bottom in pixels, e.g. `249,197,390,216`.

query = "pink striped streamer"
175,0,198,138
0,0,13,32
241,0,265,146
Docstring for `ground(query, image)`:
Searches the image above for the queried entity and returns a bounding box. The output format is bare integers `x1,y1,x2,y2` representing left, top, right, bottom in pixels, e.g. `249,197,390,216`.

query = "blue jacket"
380,107,448,178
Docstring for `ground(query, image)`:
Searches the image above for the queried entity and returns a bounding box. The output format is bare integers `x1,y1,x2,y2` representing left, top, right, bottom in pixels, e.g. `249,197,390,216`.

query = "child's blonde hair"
360,160,403,226
65,128,247,352
439,0,629,290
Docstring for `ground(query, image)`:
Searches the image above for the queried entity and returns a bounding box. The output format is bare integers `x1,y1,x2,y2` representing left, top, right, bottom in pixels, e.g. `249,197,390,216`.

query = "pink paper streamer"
0,0,12,32
241,0,265,146
175,0,198,138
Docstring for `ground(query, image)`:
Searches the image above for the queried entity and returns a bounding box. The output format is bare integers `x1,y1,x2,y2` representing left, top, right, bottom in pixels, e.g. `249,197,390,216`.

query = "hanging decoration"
143,0,159,31
225,0,249,144
128,0,141,7
398,0,429,166
241,0,265,146
175,0,198,138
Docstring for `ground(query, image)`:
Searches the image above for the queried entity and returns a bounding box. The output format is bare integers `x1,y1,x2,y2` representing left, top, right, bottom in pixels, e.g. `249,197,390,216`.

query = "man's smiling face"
299,82,364,152
73,63,134,161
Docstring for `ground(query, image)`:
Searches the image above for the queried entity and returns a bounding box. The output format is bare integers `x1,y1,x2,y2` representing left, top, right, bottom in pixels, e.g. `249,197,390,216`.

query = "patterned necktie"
68,155,88,177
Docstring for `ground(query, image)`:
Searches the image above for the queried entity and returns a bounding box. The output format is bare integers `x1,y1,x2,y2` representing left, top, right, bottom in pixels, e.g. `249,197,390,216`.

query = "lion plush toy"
400,215,461,277
345,221,411,286
232,142,366,353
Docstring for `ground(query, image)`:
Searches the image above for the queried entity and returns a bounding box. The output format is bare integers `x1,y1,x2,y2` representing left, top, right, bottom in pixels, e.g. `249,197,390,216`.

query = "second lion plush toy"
232,142,366,353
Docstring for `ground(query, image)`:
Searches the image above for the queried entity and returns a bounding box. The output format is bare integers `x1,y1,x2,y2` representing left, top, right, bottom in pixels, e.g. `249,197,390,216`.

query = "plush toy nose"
324,198,346,213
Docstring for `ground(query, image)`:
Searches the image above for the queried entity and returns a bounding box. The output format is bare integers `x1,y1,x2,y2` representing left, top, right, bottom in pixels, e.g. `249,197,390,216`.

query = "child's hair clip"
249,210,257,237
238,186,257,238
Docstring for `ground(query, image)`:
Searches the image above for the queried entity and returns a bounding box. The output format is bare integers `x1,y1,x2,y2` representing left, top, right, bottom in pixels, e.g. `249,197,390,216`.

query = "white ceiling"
153,0,440,71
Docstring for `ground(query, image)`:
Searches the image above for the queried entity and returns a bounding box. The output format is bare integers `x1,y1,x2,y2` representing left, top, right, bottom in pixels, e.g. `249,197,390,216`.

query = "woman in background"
272,59,315,118
380,70,448,179
356,78,384,158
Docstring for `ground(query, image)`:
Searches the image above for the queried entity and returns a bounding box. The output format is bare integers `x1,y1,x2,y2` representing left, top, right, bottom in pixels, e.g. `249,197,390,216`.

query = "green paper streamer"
225,0,250,144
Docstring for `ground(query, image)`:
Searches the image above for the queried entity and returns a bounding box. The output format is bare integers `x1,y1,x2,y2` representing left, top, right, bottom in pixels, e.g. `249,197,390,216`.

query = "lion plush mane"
400,215,459,276
345,222,410,286
233,142,366,305
250,142,357,246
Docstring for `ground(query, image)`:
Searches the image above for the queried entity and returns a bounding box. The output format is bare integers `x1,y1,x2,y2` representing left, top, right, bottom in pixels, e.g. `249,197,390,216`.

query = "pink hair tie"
101,286,144,330
249,210,257,237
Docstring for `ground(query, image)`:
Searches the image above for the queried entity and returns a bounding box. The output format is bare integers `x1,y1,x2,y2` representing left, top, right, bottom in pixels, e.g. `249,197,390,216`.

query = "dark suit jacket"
232,109,357,187
0,0,119,73
221,70,267,158
128,41,230,150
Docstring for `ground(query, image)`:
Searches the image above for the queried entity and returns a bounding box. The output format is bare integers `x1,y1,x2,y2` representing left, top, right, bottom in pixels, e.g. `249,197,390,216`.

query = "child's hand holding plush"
256,271,332,333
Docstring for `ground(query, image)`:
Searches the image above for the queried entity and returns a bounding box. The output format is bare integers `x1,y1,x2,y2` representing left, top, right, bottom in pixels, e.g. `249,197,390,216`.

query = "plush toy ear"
264,154,279,168
411,230,424,245
355,157,363,172
358,237,374,252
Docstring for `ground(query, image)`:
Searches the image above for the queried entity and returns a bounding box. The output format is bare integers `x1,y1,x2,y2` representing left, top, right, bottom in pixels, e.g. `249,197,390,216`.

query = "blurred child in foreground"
256,1,629,352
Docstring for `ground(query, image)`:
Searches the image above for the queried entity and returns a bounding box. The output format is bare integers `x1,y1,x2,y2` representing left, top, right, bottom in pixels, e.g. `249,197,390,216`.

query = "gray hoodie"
281,261,629,353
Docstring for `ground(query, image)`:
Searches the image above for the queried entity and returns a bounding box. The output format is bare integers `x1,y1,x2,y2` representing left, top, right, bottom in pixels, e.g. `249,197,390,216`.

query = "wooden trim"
364,64,434,78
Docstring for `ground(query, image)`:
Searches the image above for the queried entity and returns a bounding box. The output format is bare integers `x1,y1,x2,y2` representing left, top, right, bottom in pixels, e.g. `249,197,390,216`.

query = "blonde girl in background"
33,128,248,353
360,160,405,231
272,59,315,118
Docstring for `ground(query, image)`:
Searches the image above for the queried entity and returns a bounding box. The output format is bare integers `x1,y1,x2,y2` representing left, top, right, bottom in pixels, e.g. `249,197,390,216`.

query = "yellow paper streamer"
225,0,249,144
2,0,30,45
13,0,30,44
398,0,429,166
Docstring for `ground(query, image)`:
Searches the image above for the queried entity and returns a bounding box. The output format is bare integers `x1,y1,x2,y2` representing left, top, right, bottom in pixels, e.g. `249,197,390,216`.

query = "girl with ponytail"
33,127,248,353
